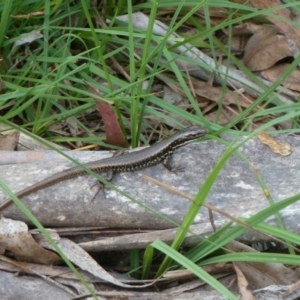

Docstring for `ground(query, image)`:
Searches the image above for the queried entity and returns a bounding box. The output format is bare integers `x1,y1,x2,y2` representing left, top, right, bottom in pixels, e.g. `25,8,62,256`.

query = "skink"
0,125,207,210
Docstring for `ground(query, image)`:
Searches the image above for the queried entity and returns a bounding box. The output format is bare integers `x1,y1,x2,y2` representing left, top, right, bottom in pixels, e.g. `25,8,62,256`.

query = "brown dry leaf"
205,108,238,125
233,23,268,35
196,6,229,18
41,237,154,289
288,279,300,296
0,217,61,265
222,23,267,53
85,82,126,147
250,0,300,58
233,263,255,300
192,79,258,125
261,63,300,92
192,80,253,108
244,26,292,71
257,132,292,156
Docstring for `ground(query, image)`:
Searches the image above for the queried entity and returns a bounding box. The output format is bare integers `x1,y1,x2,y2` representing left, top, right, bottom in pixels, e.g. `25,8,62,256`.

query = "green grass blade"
152,240,238,300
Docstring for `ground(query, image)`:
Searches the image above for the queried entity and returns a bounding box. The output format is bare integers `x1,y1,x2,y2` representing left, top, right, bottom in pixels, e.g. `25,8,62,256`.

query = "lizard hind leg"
162,155,184,174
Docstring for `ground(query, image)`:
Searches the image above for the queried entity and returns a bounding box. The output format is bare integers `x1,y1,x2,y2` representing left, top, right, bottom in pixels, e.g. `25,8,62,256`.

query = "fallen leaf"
250,0,300,59
0,217,61,265
244,26,292,71
85,83,126,147
233,263,255,300
257,132,292,156
205,107,238,125
261,63,300,92
192,79,254,108
41,237,154,288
